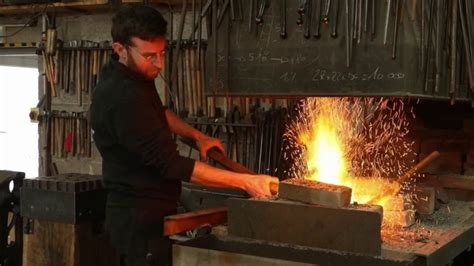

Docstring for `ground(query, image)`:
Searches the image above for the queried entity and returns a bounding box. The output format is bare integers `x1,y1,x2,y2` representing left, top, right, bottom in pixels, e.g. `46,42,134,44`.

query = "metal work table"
173,201,474,266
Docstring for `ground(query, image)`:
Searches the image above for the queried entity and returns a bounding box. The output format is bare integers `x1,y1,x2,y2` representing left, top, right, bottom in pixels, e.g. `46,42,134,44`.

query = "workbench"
173,201,474,266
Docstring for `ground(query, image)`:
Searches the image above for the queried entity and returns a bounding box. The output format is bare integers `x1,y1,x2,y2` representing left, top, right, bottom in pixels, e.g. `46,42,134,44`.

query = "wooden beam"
163,207,227,236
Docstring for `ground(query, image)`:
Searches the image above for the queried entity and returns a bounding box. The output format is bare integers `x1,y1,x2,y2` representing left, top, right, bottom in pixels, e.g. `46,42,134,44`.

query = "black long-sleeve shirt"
90,54,195,209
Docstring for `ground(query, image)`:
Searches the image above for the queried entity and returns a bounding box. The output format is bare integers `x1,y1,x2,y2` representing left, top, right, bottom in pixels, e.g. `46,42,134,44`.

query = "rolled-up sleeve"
112,91,195,182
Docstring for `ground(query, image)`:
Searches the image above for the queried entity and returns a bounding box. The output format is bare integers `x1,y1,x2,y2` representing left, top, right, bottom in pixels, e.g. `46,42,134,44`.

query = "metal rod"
197,0,203,69
280,0,287,39
383,0,392,45
371,0,375,39
212,0,218,94
449,0,458,102
391,0,400,59
313,0,322,38
421,0,425,72
345,0,351,67
458,0,474,92
322,0,331,23
249,0,254,33
304,0,313,38
331,0,339,38
423,0,436,92
364,0,368,33
191,0,196,40
357,0,362,43
434,0,442,92
351,0,356,39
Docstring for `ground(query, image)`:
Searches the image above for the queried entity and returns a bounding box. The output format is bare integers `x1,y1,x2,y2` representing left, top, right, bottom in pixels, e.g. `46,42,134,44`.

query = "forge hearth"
227,197,383,255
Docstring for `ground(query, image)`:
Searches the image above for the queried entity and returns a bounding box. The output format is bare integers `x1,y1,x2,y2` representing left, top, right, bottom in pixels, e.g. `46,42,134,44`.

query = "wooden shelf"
0,0,189,15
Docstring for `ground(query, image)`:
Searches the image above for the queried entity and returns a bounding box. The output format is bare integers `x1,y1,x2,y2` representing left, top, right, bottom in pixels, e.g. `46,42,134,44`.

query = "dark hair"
111,5,167,46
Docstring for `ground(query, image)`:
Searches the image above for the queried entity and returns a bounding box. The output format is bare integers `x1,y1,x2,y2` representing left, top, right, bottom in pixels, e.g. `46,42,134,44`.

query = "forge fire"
284,97,417,225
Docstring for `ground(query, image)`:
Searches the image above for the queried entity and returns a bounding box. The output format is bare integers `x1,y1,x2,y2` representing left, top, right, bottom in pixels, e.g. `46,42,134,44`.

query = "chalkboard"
205,0,471,100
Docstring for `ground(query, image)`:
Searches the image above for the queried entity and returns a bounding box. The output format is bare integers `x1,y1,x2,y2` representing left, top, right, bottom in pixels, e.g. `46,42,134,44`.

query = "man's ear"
112,42,127,60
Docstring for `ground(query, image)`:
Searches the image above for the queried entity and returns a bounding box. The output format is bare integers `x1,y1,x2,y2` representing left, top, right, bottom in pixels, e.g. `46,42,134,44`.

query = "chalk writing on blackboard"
311,67,405,82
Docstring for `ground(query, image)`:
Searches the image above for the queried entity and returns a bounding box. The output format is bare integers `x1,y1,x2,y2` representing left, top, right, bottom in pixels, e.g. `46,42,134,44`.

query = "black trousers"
105,205,176,266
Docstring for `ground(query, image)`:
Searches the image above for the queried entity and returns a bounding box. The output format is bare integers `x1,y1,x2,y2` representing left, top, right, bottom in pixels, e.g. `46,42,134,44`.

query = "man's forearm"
190,161,248,191
165,109,205,140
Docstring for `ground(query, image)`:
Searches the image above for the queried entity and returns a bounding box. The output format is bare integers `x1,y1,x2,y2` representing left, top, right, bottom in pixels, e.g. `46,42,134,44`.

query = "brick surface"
420,139,442,154
278,179,352,208
228,198,382,255
435,187,450,204
465,151,474,175
463,119,474,131
413,186,435,215
384,210,415,227
439,139,470,153
420,152,463,175
384,196,413,211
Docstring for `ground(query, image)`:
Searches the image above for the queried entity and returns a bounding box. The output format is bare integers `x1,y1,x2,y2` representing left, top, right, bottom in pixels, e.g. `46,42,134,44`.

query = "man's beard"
126,56,149,79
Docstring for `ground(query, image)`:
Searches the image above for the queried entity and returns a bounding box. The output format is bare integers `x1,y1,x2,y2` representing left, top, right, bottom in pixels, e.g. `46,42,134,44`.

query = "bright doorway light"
0,65,39,178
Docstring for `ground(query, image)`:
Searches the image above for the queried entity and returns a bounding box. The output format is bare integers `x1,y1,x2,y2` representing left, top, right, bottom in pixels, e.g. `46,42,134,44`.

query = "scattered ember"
381,225,432,248
283,97,417,225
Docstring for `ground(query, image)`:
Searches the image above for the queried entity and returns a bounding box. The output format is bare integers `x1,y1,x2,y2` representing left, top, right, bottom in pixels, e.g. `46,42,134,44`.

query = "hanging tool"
364,0,368,33
351,0,357,40
189,0,212,40
280,0,287,39
345,0,351,67
191,0,196,41
304,0,313,39
255,0,269,25
466,0,474,69
230,0,235,21
236,0,243,21
434,0,442,91
458,0,474,93
391,0,401,59
370,0,375,39
197,0,203,70
249,0,254,33
212,0,218,94
351,0,359,40
383,0,391,45
449,0,458,103
322,0,331,24
423,0,436,92
297,0,306,26
420,0,425,72
217,0,230,27
313,0,322,38
357,0,362,43
330,0,339,38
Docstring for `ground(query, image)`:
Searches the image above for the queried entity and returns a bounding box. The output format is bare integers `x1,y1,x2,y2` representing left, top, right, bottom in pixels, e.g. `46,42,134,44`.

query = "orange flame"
300,116,347,185
298,99,404,224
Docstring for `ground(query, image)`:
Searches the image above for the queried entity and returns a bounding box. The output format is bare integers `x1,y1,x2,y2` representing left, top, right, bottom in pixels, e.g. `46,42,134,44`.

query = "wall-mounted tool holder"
205,0,474,103
184,104,290,177
42,111,92,159
164,39,209,118
40,40,112,106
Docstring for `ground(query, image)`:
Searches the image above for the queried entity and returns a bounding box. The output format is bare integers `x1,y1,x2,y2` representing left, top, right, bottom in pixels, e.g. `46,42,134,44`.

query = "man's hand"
196,135,225,161
243,175,279,197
